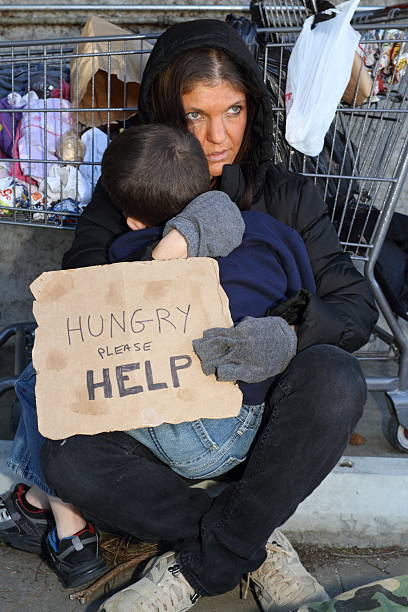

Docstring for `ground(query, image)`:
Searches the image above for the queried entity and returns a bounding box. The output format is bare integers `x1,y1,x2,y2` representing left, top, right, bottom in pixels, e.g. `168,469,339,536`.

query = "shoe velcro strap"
56,535,97,560
72,535,84,551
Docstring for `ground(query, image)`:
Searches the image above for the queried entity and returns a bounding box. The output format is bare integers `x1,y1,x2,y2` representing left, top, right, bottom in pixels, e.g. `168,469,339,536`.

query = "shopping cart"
250,0,408,451
0,32,158,228
0,31,158,432
0,11,407,451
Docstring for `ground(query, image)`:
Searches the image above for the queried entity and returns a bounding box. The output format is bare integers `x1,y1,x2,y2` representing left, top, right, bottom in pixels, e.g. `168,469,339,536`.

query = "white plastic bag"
39,164,92,205
285,0,361,157
80,127,109,192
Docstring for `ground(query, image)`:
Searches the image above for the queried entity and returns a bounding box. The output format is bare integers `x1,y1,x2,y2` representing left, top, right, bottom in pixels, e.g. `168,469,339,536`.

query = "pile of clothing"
360,28,407,98
0,67,109,224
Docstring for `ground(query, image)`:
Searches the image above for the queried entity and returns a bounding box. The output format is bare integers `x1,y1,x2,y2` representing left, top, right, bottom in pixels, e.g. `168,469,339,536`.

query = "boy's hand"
152,229,188,260
162,191,245,257
193,316,298,383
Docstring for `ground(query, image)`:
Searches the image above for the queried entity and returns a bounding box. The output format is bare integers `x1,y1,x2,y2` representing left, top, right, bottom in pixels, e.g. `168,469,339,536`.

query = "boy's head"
101,124,210,228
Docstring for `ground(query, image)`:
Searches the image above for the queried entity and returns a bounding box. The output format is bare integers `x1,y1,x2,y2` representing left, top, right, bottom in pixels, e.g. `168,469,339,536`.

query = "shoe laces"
243,543,286,600
252,541,301,601
139,563,199,611
242,573,251,600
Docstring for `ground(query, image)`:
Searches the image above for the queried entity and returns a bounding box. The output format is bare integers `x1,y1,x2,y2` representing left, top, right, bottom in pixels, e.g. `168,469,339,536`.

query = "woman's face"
182,80,247,178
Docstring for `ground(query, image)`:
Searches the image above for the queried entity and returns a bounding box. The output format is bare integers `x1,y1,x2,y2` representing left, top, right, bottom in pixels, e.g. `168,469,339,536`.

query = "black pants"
41,345,366,596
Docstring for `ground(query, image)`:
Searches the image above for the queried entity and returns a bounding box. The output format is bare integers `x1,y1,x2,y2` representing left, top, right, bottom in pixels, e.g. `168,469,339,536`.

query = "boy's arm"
160,191,245,258
151,190,245,260
152,229,188,260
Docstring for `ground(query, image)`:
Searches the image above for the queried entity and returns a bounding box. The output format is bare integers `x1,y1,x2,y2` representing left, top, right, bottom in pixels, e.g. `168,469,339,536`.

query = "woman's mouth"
207,150,230,162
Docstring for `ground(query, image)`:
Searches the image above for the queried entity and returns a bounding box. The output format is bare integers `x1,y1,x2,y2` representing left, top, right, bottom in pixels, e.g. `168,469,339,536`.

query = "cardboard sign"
31,258,242,440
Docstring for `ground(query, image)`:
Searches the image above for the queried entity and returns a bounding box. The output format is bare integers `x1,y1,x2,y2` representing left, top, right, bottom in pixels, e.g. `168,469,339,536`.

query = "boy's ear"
126,217,147,231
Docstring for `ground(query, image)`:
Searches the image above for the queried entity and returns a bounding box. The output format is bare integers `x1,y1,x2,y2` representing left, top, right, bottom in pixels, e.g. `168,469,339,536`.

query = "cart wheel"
387,416,408,453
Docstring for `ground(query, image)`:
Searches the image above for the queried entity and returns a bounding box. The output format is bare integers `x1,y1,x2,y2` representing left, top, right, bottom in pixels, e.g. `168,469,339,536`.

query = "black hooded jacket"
62,19,378,353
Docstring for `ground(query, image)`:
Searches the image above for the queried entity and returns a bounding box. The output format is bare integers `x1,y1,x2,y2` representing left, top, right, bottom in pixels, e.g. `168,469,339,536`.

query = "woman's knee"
298,343,364,386
277,344,366,429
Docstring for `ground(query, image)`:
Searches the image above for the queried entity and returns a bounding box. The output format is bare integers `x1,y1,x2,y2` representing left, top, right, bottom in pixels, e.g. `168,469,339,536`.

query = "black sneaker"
0,483,54,554
46,522,109,588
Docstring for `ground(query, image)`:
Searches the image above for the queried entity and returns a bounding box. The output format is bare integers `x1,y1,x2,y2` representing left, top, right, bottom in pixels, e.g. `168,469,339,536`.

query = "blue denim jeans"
127,402,264,479
7,361,55,496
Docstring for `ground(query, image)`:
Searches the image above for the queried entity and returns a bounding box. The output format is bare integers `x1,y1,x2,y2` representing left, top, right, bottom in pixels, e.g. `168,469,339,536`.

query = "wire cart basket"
0,31,158,228
0,7,407,450
251,0,408,451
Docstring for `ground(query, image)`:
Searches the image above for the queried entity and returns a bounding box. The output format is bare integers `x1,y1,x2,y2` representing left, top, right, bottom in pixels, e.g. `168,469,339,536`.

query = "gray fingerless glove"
193,316,298,383
162,190,245,257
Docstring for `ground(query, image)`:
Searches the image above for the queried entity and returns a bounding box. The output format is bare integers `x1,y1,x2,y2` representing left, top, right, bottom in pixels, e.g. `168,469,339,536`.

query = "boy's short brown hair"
101,124,210,226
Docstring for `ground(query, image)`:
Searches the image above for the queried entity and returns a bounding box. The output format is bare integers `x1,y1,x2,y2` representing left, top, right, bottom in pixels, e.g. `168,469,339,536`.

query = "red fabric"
16,484,48,515
73,522,95,537
50,80,70,102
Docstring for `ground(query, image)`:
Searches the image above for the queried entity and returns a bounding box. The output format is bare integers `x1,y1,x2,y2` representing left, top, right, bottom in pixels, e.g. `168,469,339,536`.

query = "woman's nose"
207,117,227,144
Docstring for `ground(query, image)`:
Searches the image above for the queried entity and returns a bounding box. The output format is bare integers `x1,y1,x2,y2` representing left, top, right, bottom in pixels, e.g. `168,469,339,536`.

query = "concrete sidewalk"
1,529,408,611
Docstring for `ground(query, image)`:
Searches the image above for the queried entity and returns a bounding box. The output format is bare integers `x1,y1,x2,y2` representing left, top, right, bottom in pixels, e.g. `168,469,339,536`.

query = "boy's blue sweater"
109,210,316,404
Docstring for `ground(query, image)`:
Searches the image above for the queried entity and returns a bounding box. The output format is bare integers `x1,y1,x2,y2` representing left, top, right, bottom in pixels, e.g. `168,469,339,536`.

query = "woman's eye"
229,105,242,115
186,111,201,121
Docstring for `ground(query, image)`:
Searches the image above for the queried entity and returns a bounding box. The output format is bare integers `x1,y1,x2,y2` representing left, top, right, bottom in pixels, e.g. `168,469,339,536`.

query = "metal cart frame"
251,0,408,450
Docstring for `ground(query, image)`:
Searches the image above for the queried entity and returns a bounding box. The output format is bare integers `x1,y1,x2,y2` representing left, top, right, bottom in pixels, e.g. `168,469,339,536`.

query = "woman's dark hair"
149,48,256,209
101,124,210,226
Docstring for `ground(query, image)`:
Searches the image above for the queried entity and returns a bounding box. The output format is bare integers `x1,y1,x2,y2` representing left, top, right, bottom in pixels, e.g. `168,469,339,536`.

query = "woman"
7,19,376,612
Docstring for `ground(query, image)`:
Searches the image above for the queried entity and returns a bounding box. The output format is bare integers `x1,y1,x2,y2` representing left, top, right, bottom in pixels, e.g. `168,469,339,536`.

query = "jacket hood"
138,19,275,200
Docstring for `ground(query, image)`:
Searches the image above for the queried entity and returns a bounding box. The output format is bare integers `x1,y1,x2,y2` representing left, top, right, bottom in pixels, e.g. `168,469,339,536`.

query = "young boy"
103,124,316,480
0,124,315,588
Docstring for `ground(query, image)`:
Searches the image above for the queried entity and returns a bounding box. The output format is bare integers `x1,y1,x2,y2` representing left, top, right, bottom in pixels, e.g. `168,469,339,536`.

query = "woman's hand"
162,190,245,257
193,316,298,383
152,229,188,260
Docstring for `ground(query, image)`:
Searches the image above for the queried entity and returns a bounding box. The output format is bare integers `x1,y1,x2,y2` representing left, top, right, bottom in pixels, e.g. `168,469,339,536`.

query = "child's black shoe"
46,522,109,588
0,483,54,554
